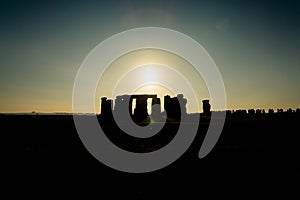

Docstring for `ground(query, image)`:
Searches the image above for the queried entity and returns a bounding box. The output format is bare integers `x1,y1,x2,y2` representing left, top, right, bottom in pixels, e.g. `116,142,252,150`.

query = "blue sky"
0,0,299,112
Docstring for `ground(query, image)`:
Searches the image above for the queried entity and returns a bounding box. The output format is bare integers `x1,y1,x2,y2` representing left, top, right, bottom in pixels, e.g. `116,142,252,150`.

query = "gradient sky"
0,0,299,113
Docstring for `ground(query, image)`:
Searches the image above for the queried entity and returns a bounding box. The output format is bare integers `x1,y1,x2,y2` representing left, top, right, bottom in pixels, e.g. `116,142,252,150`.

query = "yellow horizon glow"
95,48,209,114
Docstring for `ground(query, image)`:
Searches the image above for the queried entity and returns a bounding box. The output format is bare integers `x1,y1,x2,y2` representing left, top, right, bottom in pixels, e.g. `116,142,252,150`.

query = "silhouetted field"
2,113,299,197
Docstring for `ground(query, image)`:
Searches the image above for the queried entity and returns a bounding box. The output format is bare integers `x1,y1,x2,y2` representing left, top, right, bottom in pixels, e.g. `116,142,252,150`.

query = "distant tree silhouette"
248,109,255,115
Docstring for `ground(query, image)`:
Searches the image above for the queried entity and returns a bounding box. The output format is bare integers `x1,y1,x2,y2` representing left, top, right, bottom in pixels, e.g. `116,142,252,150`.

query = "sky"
0,0,299,113
95,49,209,114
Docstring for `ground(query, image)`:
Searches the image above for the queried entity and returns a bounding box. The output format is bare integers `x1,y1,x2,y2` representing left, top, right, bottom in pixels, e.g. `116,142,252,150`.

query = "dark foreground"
2,113,300,197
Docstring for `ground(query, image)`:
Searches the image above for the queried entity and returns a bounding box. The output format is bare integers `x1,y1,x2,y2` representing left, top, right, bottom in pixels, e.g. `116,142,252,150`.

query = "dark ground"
2,113,299,198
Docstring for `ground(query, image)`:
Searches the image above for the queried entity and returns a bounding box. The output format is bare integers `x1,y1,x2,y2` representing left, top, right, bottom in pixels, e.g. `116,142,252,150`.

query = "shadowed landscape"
3,103,300,197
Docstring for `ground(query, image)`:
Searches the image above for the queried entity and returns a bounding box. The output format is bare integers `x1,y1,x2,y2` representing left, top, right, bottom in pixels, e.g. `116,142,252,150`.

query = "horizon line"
1,107,299,115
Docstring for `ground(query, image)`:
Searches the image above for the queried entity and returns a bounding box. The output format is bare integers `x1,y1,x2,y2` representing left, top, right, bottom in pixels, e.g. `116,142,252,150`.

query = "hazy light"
95,49,208,114
111,63,200,114
142,65,157,82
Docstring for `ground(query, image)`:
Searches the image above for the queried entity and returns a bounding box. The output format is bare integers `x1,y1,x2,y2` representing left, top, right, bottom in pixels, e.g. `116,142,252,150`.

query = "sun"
142,65,157,82
95,49,208,114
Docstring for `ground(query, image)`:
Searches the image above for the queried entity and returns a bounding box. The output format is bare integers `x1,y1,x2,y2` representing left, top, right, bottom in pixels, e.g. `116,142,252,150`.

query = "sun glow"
95,49,209,114
142,66,157,82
